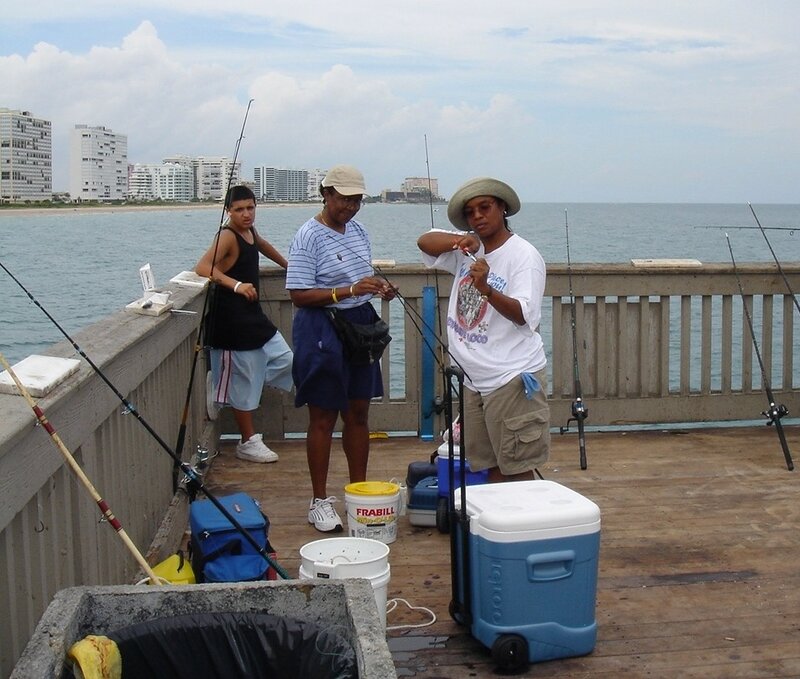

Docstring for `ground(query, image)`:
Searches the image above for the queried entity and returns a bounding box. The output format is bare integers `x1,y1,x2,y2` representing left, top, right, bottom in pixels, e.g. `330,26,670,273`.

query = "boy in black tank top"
195,186,294,463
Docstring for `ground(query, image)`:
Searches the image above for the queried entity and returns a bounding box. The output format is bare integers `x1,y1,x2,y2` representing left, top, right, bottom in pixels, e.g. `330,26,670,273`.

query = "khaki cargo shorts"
462,368,550,475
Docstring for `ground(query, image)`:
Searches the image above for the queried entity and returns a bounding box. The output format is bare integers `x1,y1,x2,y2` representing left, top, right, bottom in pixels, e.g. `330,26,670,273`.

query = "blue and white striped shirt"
286,217,374,308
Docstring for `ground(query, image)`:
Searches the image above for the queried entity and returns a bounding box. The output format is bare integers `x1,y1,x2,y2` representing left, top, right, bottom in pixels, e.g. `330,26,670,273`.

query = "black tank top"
205,227,277,350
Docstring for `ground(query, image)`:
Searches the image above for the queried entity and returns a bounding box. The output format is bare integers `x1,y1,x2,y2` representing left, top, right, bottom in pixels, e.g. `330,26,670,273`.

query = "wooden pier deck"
202,424,800,678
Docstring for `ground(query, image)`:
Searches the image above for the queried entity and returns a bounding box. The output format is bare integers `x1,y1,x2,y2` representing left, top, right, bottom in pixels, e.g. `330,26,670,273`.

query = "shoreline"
0,202,319,217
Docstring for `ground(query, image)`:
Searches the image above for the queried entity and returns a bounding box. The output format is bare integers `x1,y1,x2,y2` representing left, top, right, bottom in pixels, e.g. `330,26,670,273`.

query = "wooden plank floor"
201,424,800,678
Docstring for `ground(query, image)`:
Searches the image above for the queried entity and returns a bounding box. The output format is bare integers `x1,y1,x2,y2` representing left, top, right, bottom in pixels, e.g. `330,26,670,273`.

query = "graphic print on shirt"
455,272,488,331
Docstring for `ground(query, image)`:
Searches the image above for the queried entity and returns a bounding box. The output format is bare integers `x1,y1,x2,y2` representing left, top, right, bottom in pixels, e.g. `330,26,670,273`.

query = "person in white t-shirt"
418,177,550,482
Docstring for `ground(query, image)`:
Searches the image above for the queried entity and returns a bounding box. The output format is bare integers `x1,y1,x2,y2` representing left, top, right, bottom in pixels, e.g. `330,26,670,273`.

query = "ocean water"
1,202,799,365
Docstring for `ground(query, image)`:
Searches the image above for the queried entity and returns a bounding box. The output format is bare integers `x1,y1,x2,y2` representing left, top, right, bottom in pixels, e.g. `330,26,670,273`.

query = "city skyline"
3,3,800,203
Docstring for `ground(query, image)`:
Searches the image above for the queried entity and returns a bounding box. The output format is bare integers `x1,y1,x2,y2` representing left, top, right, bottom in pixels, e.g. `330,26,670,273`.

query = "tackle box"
406,476,439,527
405,461,438,527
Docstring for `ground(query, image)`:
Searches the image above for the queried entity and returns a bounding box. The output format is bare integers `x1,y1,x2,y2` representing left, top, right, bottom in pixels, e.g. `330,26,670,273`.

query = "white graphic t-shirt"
422,231,547,393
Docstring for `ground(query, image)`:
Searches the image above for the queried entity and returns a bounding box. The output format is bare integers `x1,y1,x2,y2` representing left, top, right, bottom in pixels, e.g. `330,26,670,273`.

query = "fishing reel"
762,402,789,426
560,398,588,434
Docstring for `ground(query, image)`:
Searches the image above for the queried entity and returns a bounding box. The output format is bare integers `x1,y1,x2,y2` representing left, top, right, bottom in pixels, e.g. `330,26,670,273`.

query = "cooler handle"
526,550,575,582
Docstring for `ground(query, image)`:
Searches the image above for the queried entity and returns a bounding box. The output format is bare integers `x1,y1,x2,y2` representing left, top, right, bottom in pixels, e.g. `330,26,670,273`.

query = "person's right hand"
451,234,480,256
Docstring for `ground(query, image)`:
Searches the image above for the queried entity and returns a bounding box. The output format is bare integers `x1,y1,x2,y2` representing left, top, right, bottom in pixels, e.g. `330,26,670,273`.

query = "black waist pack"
327,308,392,365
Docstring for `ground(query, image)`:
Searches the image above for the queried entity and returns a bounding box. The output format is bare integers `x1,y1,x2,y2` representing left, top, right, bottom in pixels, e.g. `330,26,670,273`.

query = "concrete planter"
12,579,396,678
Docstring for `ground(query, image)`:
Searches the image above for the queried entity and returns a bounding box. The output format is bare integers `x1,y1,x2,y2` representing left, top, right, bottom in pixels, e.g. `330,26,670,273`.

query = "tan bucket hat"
447,176,520,230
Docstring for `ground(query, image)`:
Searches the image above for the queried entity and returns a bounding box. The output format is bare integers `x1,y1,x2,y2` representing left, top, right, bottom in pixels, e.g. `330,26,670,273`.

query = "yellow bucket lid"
345,481,399,496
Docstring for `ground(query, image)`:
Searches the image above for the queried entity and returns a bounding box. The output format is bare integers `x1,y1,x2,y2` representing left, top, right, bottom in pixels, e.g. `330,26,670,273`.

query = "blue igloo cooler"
453,480,600,669
436,442,488,497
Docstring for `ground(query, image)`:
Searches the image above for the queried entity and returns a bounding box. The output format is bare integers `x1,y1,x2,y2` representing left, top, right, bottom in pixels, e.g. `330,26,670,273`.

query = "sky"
2,1,799,202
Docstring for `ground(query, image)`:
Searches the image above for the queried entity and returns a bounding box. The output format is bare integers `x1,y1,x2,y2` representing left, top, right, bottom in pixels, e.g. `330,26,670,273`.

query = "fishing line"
558,210,589,470
174,99,255,475
747,203,800,316
0,351,161,585
321,231,474,385
0,259,292,577
725,233,793,471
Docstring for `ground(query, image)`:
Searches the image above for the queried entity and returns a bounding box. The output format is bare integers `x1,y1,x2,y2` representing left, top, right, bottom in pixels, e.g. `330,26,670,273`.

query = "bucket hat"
321,165,366,196
447,177,520,230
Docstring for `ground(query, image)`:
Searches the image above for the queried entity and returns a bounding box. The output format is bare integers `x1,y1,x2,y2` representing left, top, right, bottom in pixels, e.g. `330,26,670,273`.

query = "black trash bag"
99,612,357,679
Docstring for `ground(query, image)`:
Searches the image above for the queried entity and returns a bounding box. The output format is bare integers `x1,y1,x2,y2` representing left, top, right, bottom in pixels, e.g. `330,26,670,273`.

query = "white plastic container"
299,537,391,629
344,481,400,544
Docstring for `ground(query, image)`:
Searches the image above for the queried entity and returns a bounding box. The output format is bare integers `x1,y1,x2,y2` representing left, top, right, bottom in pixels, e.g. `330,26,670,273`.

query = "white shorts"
210,333,293,411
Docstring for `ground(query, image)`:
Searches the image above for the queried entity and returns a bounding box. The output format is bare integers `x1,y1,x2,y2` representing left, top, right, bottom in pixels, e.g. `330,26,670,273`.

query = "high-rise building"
402,176,440,199
128,163,193,202
306,169,326,201
166,155,240,201
254,166,310,202
0,108,52,203
69,125,128,202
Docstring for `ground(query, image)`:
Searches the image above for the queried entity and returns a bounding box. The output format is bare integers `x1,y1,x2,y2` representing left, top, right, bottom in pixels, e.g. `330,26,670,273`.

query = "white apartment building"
253,166,310,202
165,155,240,201
128,163,194,202
69,125,128,202
402,176,440,199
306,169,326,201
0,108,52,203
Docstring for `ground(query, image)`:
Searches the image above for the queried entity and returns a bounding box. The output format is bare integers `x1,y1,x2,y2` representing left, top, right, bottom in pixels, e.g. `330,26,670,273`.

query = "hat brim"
328,184,365,196
447,177,520,230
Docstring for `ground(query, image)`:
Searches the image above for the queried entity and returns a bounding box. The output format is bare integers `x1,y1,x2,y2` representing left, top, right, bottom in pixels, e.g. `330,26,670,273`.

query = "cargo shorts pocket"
499,407,551,465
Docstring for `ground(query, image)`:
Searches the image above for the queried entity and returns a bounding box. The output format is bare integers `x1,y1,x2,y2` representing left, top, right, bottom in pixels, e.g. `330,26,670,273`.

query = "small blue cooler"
406,476,439,526
454,480,600,666
437,442,488,497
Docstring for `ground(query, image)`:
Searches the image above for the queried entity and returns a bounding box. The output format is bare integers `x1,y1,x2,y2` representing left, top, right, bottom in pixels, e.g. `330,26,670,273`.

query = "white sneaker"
235,434,279,463
308,497,343,533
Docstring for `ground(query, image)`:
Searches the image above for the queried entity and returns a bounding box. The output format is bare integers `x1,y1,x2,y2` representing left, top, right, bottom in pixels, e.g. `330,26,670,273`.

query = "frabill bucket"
344,481,400,544
299,537,391,629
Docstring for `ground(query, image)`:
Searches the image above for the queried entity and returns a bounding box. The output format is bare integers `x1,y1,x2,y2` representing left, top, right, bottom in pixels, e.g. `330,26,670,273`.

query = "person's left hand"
378,281,398,300
469,258,491,296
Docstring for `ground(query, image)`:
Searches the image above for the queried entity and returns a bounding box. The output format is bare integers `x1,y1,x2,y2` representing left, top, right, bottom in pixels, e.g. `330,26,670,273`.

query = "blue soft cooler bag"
189,492,273,582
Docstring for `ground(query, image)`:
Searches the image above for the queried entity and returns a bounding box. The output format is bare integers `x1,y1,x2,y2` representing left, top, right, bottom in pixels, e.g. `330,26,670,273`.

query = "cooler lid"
436,442,460,459
456,480,600,541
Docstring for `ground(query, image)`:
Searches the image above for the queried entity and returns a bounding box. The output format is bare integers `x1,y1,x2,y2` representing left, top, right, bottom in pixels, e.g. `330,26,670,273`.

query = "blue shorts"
210,332,294,411
292,304,384,412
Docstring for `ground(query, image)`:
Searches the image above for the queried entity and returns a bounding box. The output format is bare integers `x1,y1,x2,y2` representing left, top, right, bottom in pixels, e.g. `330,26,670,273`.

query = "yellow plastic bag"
67,635,121,679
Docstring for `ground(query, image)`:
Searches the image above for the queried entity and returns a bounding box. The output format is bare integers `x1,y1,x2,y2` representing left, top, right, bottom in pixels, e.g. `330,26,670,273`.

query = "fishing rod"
424,134,436,233
697,226,796,233
0,351,162,585
423,134,450,421
558,210,588,469
747,203,800,317
0,260,292,578
725,234,793,471
174,99,255,476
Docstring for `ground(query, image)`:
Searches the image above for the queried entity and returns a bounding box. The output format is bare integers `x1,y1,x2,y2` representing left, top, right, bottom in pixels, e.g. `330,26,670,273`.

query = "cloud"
2,4,800,201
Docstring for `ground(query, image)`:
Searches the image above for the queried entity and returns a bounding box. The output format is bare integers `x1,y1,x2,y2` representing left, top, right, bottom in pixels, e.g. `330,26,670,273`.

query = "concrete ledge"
12,580,396,678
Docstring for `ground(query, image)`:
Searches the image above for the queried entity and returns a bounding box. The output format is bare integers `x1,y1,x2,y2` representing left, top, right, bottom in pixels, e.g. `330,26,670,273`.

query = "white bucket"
344,481,400,544
299,537,391,628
